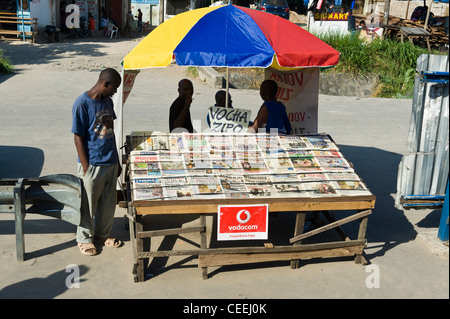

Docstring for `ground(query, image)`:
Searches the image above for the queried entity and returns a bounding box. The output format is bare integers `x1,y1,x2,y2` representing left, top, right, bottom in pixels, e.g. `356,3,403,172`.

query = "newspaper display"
129,132,372,201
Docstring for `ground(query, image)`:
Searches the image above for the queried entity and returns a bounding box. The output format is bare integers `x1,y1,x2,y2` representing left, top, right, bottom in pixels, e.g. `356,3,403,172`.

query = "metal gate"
396,54,449,208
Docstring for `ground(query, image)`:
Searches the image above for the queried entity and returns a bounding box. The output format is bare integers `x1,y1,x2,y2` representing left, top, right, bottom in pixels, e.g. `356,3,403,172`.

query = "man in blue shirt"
71,68,122,256
249,79,292,135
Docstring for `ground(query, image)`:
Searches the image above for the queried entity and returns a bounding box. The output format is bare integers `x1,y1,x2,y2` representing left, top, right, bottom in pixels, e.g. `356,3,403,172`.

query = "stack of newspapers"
128,132,372,201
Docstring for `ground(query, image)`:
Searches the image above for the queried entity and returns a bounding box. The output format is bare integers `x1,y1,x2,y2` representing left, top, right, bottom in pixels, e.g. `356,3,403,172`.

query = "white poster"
208,106,252,133
265,67,319,135
114,69,139,187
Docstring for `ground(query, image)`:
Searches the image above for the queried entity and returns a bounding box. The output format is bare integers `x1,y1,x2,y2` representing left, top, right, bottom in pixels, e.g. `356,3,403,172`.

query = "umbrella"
123,4,339,69
122,3,340,105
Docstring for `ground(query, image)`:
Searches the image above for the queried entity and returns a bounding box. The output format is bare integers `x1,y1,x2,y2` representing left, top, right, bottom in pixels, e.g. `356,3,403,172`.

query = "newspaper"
297,173,328,182
184,134,210,152
189,176,225,199
325,172,361,181
218,174,250,198
127,132,372,201
132,177,163,201
146,134,169,150
316,157,352,171
279,136,311,150
305,135,338,150
163,186,193,200
301,182,339,197
274,183,307,197
247,184,278,198
331,181,372,196
169,135,185,152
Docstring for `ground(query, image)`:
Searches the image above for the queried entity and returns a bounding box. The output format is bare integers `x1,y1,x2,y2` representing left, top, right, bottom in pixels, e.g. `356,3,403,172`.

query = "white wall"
30,0,53,31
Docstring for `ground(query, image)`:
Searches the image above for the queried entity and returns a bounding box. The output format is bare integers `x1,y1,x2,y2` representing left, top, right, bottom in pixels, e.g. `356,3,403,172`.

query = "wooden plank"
137,226,205,239
0,20,37,24
0,30,34,35
136,240,366,258
198,245,364,267
134,196,376,215
290,212,305,269
289,209,372,243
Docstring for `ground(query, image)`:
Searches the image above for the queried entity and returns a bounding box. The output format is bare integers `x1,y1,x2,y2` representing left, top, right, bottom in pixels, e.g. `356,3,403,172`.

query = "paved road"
0,40,448,302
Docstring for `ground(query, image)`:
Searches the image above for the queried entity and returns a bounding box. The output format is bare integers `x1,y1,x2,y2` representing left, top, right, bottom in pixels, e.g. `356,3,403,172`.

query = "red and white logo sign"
218,204,268,241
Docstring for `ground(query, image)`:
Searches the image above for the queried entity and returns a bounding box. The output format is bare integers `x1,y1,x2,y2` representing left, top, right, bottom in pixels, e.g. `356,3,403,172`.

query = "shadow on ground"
130,144,426,280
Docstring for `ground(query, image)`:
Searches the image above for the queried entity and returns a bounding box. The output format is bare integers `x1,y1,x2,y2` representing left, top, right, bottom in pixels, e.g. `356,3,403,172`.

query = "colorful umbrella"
123,4,340,70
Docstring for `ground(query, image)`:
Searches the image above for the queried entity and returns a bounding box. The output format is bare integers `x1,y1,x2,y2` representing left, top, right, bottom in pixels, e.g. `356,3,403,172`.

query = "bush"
0,49,14,74
317,32,432,98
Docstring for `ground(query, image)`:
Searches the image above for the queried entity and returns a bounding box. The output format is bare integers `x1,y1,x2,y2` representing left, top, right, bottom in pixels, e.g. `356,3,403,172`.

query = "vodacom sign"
218,204,269,241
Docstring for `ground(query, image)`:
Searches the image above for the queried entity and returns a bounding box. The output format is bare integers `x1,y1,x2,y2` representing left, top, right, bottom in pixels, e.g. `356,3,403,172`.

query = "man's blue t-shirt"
71,92,119,165
263,100,292,135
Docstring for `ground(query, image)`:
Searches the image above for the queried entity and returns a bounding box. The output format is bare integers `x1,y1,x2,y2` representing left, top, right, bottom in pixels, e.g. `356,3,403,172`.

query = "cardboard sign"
208,106,252,133
218,204,268,240
266,67,319,135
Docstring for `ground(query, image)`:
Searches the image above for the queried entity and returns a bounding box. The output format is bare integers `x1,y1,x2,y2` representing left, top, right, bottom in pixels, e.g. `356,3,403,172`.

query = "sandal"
78,242,98,256
94,237,122,248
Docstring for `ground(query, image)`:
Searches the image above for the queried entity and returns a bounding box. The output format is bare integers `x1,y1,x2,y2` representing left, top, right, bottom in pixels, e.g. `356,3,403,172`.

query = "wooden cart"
124,134,376,282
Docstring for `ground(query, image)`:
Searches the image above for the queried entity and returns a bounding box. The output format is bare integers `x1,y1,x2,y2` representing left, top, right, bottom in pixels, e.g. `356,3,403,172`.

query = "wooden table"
124,133,376,282
126,188,375,282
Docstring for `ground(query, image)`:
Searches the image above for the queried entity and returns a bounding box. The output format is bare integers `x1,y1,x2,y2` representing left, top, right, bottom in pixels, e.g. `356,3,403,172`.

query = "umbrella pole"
225,67,230,108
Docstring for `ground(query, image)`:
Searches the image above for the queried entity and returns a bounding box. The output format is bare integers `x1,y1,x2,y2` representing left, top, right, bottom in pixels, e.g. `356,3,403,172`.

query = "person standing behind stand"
137,9,143,33
169,79,194,133
71,68,123,256
207,90,233,128
249,79,291,135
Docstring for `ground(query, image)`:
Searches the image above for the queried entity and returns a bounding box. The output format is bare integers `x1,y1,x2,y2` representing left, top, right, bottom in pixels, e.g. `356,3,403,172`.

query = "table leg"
199,214,208,279
354,210,370,265
290,212,306,269
135,214,146,282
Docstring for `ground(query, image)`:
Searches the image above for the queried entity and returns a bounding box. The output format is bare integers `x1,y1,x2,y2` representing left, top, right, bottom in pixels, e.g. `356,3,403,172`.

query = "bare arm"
74,134,89,175
172,94,192,129
248,104,269,132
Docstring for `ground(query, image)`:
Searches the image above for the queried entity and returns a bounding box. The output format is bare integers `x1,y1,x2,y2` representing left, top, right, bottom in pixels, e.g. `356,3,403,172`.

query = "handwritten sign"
266,67,319,135
208,106,252,133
